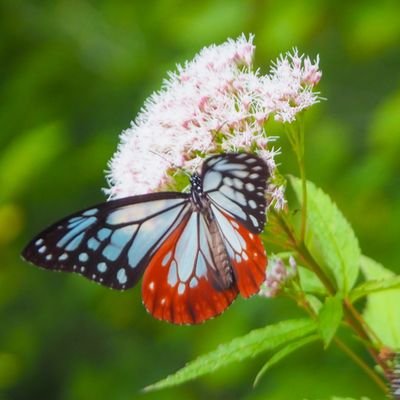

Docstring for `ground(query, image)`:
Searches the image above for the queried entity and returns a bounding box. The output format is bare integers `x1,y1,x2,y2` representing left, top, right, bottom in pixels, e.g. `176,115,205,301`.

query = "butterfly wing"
142,211,238,324
201,153,269,233
22,193,190,290
202,153,269,297
210,204,267,298
22,153,269,324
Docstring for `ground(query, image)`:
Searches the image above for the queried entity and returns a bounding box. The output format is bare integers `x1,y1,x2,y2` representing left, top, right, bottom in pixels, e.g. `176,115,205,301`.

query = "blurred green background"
1,1,399,399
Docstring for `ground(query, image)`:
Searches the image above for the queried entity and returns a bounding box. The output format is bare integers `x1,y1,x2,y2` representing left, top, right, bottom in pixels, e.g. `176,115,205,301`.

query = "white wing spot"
245,182,255,191
231,170,248,178
162,251,172,266
250,215,259,227
79,252,89,262
249,173,259,179
242,252,249,261
80,266,85,272
161,298,166,305
149,281,155,291
35,238,44,246
249,233,254,240
92,274,96,279
117,268,128,285
178,282,185,295
59,253,68,261
248,200,257,209
189,277,198,288
46,254,52,261
97,262,107,273
167,261,178,286
38,245,47,254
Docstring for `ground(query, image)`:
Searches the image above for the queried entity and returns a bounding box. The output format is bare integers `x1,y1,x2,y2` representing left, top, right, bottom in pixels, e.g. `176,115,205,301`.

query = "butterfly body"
23,153,269,324
188,172,233,290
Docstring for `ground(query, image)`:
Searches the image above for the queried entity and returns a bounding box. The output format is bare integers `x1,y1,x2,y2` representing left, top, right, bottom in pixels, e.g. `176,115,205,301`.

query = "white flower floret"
259,256,297,298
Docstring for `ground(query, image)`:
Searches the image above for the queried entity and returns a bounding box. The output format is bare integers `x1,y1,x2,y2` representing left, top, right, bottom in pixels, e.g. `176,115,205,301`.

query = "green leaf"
253,334,319,387
290,177,360,293
350,275,400,302
318,295,343,348
305,294,323,314
298,266,327,295
144,318,316,392
361,255,400,349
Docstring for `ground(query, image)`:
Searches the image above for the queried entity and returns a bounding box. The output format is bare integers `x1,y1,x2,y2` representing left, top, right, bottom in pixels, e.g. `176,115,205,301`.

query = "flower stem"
271,210,391,391
334,337,389,394
296,117,307,243
296,240,392,381
291,284,389,394
285,117,307,243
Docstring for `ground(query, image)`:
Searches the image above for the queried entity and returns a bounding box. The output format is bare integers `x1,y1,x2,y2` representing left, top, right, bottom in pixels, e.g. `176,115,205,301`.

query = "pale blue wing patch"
211,204,251,266
22,195,189,290
201,153,269,233
157,212,222,295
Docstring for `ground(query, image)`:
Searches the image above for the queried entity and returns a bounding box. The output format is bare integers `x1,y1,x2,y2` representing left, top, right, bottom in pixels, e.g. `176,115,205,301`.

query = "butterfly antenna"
147,150,181,172
148,150,192,191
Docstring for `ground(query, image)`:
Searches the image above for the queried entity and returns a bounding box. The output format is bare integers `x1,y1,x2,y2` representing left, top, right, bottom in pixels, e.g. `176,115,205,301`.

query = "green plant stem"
297,241,390,376
281,115,391,392
292,287,389,394
296,119,307,243
285,118,307,243
296,241,336,295
273,211,391,390
298,156,307,243
344,298,385,351
334,337,389,394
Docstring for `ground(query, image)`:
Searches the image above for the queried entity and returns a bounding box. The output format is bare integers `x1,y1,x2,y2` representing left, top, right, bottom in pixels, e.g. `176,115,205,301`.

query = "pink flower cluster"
259,256,297,298
105,34,321,203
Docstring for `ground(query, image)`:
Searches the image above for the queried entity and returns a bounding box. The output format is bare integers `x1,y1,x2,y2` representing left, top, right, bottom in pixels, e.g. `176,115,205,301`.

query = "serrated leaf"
144,318,316,392
318,295,343,348
350,275,400,302
361,255,400,349
290,177,360,293
253,334,319,387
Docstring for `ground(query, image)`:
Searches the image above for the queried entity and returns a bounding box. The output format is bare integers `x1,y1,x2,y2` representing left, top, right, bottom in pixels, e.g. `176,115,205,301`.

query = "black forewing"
200,153,269,233
22,192,190,290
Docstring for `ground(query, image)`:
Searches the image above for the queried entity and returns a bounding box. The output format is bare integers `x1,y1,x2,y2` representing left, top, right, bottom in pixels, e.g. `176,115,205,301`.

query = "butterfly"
22,153,269,324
